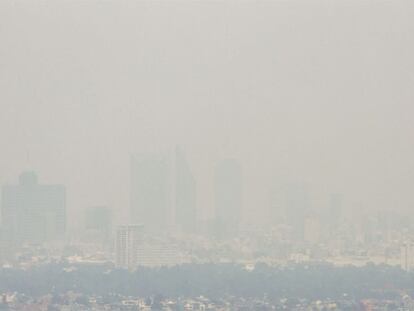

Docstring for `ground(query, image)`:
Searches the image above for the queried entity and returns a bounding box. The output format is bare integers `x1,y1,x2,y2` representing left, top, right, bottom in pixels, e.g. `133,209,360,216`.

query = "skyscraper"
130,148,197,235
115,224,143,270
84,206,112,247
175,146,196,234
328,193,343,236
284,183,309,241
214,159,242,238
269,182,309,241
130,153,170,233
1,171,66,244
304,214,321,244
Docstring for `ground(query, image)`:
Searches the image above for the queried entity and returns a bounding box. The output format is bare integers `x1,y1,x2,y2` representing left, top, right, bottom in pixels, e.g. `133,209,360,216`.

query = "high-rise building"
1,171,66,244
214,159,242,238
269,182,309,241
130,148,197,235
401,242,414,271
0,227,12,262
115,224,143,269
284,183,309,241
329,193,342,230
304,215,321,245
84,206,112,247
268,186,286,225
175,146,196,234
130,153,170,233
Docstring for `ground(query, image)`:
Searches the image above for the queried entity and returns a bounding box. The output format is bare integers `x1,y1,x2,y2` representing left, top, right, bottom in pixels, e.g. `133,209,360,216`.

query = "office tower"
130,153,170,233
1,171,66,244
401,242,414,271
304,215,321,245
115,224,143,269
214,159,242,238
284,183,309,241
0,227,11,262
130,148,197,235
377,210,393,243
84,206,112,246
175,146,196,234
329,193,342,230
269,182,309,241
268,186,286,226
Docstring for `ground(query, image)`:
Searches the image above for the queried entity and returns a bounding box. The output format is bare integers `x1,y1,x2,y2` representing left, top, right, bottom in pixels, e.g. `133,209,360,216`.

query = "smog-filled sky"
1,0,413,227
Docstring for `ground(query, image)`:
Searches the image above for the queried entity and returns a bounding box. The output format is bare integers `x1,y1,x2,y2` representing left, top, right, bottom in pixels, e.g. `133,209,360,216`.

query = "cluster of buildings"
128,148,242,239
0,147,244,270
0,171,66,256
1,292,414,311
1,148,414,272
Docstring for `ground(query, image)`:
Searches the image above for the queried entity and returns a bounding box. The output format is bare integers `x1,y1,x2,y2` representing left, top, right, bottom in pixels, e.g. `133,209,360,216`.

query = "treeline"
0,262,412,300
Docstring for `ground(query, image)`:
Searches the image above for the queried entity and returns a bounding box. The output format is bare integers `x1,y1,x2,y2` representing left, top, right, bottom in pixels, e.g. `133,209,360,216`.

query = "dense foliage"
0,263,411,300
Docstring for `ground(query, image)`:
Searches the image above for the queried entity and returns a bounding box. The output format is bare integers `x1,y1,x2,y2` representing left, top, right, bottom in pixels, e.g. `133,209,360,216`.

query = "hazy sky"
1,0,413,227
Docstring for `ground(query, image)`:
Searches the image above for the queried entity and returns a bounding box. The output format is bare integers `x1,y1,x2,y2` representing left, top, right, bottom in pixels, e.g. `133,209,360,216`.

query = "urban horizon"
1,0,414,310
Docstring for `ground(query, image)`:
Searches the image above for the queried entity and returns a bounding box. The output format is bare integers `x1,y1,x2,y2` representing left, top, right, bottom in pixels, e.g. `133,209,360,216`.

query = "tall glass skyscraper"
214,159,243,238
130,148,197,235
130,153,170,233
1,171,66,244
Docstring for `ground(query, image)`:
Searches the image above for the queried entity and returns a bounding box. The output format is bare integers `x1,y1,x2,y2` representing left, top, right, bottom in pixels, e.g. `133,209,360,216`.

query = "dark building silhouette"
214,159,242,238
1,171,66,244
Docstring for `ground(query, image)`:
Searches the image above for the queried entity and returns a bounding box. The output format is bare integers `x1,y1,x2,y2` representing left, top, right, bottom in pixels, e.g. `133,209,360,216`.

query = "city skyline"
1,0,414,308
1,0,413,230
1,171,66,245
0,155,346,238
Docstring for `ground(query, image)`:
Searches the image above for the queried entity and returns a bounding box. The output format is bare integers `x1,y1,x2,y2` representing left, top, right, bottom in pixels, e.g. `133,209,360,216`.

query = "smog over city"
0,0,413,310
